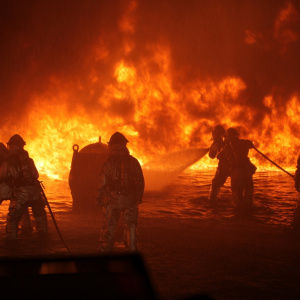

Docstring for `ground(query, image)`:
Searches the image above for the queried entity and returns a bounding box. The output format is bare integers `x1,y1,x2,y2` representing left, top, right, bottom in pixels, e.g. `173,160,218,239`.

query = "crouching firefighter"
0,134,48,242
95,132,145,252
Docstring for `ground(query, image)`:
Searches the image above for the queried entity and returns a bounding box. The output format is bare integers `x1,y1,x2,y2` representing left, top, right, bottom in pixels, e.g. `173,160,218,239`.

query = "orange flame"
1,0,299,181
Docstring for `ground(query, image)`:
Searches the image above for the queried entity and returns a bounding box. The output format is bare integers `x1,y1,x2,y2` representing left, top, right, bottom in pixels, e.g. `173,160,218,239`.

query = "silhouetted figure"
96,132,144,252
0,142,33,237
291,155,300,231
0,142,11,202
0,134,48,243
208,125,230,203
218,128,256,212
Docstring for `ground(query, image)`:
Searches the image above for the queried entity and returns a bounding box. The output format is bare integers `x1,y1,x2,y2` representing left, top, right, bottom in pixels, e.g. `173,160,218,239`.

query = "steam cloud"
1,0,300,168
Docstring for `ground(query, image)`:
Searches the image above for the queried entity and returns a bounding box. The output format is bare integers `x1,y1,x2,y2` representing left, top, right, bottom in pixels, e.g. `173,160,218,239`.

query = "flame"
1,0,300,182
114,61,136,84
2,43,299,180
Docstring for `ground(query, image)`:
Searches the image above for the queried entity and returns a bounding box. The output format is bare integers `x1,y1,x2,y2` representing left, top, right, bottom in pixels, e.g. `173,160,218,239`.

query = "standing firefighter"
0,142,11,202
208,125,230,203
292,155,300,231
221,128,256,212
96,132,145,252
0,142,33,237
0,134,48,242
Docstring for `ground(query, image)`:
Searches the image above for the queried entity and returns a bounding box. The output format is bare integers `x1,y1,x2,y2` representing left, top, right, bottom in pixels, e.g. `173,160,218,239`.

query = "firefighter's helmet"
212,125,225,138
108,132,129,145
7,134,26,146
226,127,239,138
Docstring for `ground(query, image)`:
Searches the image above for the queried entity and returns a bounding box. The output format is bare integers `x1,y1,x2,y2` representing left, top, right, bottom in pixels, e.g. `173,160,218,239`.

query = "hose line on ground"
39,181,72,254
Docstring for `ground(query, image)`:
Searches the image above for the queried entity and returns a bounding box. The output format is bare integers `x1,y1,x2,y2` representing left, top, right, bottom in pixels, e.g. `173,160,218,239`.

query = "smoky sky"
0,0,124,122
1,0,300,143
134,0,300,126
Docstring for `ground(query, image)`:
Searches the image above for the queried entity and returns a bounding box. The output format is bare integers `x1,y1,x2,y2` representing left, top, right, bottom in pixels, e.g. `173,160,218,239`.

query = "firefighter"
291,155,300,231
0,142,11,202
208,125,230,203
0,142,33,237
0,134,48,242
221,128,256,212
96,132,145,252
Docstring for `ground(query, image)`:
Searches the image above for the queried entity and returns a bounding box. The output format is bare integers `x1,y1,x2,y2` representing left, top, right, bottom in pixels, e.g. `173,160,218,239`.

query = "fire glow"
0,0,299,181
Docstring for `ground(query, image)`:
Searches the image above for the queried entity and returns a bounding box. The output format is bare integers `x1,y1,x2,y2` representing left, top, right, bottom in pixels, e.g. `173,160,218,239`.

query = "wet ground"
0,170,300,299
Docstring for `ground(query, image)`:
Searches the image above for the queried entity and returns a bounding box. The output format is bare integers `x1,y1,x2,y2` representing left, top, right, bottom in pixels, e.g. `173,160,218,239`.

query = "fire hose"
253,146,294,179
39,181,72,254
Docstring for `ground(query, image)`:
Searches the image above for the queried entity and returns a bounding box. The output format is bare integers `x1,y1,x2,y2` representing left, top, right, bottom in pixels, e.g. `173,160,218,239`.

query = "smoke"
136,1,300,126
0,0,300,161
0,1,123,120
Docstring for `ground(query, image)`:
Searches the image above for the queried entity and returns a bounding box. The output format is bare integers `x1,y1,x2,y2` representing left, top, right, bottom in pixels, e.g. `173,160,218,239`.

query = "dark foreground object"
0,253,157,300
69,141,108,212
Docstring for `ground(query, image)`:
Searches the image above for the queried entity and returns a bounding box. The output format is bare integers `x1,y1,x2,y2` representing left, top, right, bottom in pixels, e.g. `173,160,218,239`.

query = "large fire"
0,0,299,181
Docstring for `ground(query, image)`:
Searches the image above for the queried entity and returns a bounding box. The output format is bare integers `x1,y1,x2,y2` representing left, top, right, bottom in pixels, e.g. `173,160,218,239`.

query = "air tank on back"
68,137,108,212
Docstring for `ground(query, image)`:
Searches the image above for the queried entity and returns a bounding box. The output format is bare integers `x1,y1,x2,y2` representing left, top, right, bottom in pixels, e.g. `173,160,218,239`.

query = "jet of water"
143,147,209,191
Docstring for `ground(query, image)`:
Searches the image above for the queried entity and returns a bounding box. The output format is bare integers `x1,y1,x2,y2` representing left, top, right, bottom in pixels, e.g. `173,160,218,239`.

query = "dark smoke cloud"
134,0,300,128
0,0,124,125
1,0,300,148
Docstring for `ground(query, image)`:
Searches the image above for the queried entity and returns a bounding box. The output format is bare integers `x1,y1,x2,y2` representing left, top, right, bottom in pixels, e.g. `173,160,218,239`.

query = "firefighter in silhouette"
208,125,230,203
0,143,11,202
219,128,256,212
0,142,33,237
96,132,144,252
0,134,48,242
291,155,300,231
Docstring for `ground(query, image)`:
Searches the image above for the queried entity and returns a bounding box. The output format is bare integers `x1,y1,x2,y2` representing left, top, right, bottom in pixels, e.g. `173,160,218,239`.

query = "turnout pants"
231,169,254,212
209,167,228,201
100,205,139,252
5,185,48,240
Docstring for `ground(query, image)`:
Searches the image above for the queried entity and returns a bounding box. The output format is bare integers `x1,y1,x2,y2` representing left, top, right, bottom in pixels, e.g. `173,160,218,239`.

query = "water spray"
144,147,209,191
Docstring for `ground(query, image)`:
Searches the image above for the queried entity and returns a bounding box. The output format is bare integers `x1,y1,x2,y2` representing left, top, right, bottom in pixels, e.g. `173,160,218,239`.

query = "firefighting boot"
244,187,254,211
19,209,33,238
99,229,115,252
5,217,19,242
34,214,48,237
124,224,137,251
208,186,220,204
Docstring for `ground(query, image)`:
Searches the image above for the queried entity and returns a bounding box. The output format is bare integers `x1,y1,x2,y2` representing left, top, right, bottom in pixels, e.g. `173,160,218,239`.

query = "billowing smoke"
0,1,123,121
136,0,300,127
0,0,300,174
